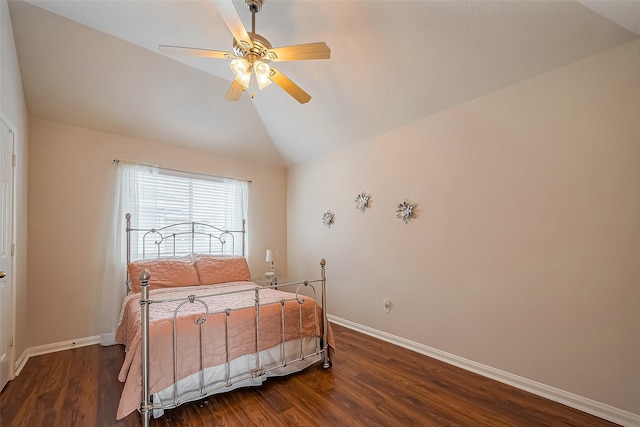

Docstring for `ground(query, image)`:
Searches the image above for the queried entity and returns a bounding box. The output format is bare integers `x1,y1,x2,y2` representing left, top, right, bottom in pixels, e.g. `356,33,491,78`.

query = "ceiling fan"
158,0,331,104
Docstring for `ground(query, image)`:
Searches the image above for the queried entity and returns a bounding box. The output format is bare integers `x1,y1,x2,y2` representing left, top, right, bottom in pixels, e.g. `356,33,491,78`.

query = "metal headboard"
125,213,246,292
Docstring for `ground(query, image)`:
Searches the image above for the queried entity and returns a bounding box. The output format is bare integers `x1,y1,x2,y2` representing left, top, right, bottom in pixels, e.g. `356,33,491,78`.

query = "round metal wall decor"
396,200,417,224
355,192,371,213
322,210,335,228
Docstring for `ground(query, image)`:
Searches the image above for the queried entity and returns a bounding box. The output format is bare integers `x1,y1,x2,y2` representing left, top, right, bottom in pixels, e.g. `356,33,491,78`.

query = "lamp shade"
230,58,251,88
254,61,272,90
265,249,274,263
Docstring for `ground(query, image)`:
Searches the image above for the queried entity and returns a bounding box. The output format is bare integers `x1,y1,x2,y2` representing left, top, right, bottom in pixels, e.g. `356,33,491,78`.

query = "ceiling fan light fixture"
254,61,272,89
230,58,251,88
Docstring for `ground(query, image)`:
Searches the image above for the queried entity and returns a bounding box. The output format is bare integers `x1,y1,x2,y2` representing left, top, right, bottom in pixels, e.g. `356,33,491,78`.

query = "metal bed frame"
124,214,330,426
125,212,247,292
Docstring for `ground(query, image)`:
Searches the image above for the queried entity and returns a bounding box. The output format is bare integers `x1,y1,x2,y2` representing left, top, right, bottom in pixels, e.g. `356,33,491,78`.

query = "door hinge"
9,336,14,347
11,243,15,256
12,154,16,167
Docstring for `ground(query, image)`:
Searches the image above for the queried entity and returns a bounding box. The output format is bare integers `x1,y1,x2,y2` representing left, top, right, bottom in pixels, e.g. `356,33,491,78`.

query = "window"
134,167,248,257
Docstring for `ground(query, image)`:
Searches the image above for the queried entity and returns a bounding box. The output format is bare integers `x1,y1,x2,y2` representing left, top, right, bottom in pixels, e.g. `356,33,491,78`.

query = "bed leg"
141,406,151,427
140,269,152,427
320,259,331,368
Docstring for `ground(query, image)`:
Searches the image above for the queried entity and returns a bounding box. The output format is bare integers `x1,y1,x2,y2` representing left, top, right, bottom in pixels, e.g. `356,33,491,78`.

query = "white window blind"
135,167,247,257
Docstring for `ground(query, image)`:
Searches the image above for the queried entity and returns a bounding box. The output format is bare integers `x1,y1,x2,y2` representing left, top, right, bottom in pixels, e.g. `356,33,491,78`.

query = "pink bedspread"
115,282,332,420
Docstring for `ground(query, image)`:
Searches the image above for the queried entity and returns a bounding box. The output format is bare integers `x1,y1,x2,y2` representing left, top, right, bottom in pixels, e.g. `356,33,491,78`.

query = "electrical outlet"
383,299,391,313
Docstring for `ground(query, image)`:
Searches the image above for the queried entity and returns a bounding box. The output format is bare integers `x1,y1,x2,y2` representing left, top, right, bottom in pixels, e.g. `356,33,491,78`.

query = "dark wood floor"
1,323,617,427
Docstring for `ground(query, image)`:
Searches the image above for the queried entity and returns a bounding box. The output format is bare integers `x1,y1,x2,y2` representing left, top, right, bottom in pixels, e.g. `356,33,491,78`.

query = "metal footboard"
138,259,330,427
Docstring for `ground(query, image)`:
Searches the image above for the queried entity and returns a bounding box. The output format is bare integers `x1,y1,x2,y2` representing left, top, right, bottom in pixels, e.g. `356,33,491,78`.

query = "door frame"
0,114,16,386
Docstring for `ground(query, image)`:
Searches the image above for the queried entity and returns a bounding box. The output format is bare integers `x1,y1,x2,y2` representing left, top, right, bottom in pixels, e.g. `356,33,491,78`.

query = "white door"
0,119,14,391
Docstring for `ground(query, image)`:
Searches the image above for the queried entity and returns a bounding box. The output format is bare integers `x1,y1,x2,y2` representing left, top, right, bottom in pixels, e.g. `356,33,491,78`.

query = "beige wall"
8,0,638,415
287,40,640,415
1,0,29,368
27,119,287,347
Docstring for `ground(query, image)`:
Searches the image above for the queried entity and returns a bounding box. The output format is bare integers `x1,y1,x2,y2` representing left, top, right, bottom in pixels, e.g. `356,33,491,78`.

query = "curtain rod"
112,159,252,183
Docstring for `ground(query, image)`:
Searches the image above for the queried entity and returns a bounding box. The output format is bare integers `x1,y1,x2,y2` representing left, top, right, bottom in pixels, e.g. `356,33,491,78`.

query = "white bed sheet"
152,336,321,418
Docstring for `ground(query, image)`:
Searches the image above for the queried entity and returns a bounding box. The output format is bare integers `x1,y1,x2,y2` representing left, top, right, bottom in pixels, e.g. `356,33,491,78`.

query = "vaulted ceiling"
8,0,640,166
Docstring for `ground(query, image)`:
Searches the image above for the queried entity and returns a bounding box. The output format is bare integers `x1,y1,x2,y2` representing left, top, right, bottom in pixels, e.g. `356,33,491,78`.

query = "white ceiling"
8,0,639,166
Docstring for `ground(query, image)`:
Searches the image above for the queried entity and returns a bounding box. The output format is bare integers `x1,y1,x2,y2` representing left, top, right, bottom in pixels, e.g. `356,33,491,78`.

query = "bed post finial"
140,269,151,283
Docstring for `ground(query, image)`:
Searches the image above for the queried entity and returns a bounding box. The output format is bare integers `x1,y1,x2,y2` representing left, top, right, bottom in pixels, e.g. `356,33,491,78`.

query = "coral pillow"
127,256,200,292
193,255,251,285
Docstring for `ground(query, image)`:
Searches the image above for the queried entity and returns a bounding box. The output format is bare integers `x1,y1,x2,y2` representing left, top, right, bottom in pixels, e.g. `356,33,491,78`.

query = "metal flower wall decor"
322,210,335,228
355,192,371,213
396,200,417,224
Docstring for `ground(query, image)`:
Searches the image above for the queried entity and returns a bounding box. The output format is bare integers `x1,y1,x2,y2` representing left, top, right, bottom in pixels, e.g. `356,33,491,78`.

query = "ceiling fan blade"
269,67,311,104
225,79,245,102
266,42,331,62
215,0,253,50
158,45,234,59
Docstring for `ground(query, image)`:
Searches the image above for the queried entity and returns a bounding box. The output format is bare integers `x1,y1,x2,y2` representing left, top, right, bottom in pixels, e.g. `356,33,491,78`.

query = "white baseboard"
14,335,101,376
328,315,640,427
14,350,28,376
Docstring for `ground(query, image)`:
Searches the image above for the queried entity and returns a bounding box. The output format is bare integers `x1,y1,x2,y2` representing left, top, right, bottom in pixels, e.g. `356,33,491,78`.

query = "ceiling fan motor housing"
233,32,272,64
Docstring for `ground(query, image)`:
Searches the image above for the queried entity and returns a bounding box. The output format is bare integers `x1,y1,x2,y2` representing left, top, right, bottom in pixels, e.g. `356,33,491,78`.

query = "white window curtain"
99,161,141,345
99,162,248,345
